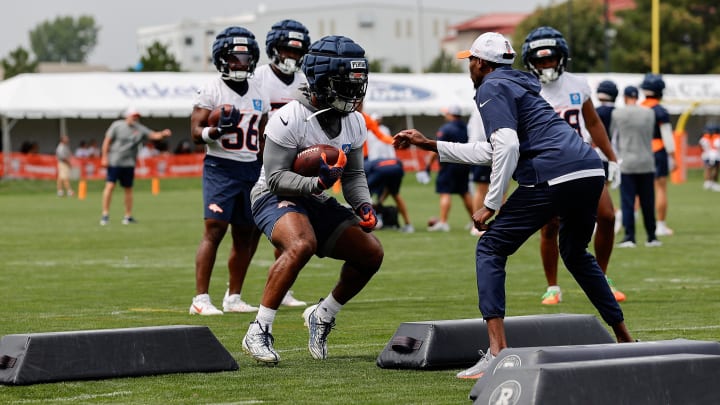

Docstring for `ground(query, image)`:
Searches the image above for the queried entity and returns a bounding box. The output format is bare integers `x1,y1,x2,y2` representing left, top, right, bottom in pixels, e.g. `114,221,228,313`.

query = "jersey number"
220,114,260,152
560,109,582,137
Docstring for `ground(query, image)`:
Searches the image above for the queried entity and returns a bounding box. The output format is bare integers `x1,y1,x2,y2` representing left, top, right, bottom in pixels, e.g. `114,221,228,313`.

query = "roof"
452,13,530,35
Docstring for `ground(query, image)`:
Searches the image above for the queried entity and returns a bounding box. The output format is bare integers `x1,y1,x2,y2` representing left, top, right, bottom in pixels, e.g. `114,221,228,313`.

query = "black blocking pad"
0,325,238,385
469,339,720,401
472,353,720,405
376,314,615,370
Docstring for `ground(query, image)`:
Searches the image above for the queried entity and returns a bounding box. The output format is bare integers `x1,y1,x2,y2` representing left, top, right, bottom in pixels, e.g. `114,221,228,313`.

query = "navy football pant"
475,176,624,326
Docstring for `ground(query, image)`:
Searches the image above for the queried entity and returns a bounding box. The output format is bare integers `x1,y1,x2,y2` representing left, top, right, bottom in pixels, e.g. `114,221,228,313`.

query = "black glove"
217,105,240,135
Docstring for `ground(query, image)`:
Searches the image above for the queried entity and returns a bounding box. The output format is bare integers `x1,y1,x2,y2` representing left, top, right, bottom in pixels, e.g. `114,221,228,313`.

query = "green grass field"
1,170,719,404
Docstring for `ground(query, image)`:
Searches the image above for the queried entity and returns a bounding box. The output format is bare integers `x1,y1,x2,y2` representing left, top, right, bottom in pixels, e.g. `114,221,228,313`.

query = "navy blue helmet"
597,80,619,102
212,26,260,81
266,19,311,74
302,35,368,113
522,26,570,83
640,73,665,98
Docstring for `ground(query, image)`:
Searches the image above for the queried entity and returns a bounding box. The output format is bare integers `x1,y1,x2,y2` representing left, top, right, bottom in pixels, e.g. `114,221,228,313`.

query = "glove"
415,169,431,185
607,160,621,190
356,202,378,232
317,149,347,189
217,105,240,135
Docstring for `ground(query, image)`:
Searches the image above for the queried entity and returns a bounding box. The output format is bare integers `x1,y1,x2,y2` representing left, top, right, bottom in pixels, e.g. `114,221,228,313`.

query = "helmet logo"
535,49,554,58
232,45,249,52
288,31,305,40
529,38,557,49
351,60,367,69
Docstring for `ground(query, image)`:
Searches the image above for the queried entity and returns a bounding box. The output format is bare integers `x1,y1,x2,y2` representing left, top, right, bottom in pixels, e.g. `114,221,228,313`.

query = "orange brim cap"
456,50,472,59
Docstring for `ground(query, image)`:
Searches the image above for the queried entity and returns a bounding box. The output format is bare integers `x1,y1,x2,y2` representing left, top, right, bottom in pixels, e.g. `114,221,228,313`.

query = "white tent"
2,71,719,173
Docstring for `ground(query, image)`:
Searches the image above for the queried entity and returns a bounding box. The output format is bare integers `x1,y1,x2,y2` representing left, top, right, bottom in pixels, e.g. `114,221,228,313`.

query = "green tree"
29,15,99,63
425,50,463,73
512,0,608,73
134,41,182,72
369,59,384,73
1,47,38,79
389,65,412,73
612,1,720,74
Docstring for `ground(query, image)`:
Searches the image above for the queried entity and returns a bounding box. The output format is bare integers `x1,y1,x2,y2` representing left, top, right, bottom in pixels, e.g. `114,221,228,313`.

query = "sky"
2,0,552,70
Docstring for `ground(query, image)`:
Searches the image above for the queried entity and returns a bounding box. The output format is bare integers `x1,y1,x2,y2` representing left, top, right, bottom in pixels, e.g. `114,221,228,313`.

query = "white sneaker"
189,294,223,315
302,301,335,360
223,291,258,313
281,291,307,307
656,222,674,236
242,321,280,364
617,240,637,248
399,224,415,233
456,348,495,379
645,239,663,247
711,183,720,192
427,222,450,232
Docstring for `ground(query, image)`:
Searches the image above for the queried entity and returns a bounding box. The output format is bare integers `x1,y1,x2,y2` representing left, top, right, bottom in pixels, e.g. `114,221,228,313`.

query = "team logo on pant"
277,200,296,209
208,203,223,213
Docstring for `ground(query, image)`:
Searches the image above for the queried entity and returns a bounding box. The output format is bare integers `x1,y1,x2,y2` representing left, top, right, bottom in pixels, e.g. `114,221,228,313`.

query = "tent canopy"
1,71,719,120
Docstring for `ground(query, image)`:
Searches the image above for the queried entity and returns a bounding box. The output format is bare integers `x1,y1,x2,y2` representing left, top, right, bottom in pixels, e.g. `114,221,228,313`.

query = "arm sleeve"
341,147,373,210
484,128,520,211
264,138,324,196
437,141,493,166
659,122,675,153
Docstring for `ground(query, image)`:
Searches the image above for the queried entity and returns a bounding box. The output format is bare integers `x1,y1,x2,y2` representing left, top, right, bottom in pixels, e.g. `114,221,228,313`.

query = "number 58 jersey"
193,76,270,162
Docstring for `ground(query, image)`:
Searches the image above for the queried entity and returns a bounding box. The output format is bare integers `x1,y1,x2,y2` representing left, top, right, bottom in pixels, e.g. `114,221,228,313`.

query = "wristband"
201,127,215,143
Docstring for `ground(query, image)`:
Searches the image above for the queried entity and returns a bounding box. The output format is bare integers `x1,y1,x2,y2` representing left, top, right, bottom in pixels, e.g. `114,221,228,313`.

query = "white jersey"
192,76,270,162
254,64,306,118
367,124,396,160
540,72,592,144
255,100,367,187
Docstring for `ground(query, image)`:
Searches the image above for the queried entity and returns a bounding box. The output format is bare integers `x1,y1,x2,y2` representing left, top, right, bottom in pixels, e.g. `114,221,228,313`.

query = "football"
207,104,234,127
292,144,341,176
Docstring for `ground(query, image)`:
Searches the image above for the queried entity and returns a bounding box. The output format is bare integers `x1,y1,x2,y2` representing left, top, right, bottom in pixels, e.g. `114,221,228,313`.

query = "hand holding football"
292,144,343,176
208,104,239,134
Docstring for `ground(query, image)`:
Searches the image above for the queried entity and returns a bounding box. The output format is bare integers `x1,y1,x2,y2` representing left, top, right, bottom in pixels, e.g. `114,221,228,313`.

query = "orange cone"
78,180,87,200
151,178,160,195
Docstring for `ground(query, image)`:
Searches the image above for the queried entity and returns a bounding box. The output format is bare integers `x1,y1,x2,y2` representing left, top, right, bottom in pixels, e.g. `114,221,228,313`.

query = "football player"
189,27,270,315
521,27,625,304
639,73,676,235
242,36,382,365
254,19,313,308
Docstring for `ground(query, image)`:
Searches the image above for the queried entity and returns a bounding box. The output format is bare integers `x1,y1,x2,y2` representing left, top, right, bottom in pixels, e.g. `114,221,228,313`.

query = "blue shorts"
654,149,669,178
436,164,470,194
252,194,357,257
202,155,261,225
106,167,135,188
471,165,491,183
366,159,404,196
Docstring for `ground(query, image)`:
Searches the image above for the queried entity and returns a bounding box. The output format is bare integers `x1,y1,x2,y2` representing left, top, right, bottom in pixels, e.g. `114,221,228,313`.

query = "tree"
512,0,608,73
134,41,182,72
1,47,38,79
29,15,99,63
425,50,463,73
612,1,720,74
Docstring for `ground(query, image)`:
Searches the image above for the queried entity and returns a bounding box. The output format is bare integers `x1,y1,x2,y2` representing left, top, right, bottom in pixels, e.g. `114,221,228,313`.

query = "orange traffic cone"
78,180,87,200
151,178,160,195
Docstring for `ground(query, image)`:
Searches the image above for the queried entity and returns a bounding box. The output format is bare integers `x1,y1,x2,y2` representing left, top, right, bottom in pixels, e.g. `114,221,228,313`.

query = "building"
136,3,479,73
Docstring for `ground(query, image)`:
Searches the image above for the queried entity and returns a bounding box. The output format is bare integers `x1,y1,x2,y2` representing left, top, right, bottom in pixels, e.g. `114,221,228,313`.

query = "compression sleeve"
437,140,493,166
485,128,519,211
341,147,373,209
659,122,675,153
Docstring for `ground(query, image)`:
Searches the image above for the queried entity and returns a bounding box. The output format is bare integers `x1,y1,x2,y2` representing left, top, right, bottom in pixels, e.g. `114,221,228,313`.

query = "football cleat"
606,277,626,302
303,301,335,360
223,292,258,313
541,286,562,305
242,321,280,365
456,348,495,379
189,294,223,315
281,291,307,307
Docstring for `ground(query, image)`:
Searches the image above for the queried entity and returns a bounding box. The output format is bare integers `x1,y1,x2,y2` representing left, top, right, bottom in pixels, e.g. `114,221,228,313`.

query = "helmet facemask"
272,46,304,74
221,52,255,81
325,72,368,113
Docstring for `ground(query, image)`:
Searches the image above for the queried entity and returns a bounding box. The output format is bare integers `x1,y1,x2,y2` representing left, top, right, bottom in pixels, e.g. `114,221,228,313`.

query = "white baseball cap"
442,105,463,116
456,32,516,64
